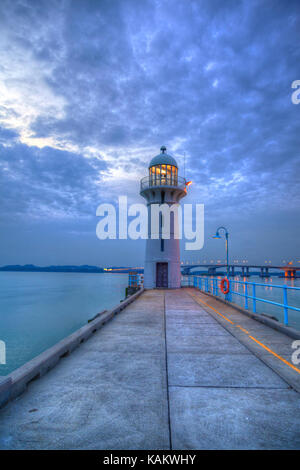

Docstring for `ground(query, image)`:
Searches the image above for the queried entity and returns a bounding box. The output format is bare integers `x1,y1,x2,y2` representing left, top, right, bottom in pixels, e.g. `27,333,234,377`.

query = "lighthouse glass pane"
150,166,155,186
149,167,155,186
155,165,160,185
171,166,176,185
167,165,171,185
174,167,178,186
161,165,166,185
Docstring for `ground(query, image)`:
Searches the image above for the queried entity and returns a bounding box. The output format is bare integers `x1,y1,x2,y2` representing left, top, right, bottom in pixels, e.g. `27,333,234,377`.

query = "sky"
0,0,299,267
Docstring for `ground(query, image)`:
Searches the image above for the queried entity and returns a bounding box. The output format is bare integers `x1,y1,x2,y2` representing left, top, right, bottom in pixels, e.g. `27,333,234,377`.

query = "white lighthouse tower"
140,146,187,289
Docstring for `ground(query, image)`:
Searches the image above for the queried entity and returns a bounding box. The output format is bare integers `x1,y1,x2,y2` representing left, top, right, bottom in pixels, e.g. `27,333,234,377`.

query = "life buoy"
220,278,230,294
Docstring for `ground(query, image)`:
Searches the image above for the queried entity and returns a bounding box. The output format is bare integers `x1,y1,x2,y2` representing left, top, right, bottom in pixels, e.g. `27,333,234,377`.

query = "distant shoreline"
0,265,143,274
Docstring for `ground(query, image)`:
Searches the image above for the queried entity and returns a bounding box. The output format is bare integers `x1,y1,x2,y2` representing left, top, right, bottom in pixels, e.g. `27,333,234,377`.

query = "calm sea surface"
0,272,128,376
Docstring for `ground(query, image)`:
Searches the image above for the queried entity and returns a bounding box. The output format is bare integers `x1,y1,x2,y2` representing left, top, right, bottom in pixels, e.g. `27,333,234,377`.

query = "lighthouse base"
144,260,181,289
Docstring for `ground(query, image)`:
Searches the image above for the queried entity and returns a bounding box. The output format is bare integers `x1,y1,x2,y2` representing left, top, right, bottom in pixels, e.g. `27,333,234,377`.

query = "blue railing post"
205,277,208,292
216,279,219,296
245,282,248,310
283,287,288,326
252,283,256,313
193,276,197,288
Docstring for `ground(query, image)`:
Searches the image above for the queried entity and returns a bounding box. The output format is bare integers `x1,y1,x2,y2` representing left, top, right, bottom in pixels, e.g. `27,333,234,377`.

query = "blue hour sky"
0,0,299,266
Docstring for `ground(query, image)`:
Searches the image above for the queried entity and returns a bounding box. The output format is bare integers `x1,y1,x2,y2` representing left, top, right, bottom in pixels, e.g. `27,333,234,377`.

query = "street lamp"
213,226,229,277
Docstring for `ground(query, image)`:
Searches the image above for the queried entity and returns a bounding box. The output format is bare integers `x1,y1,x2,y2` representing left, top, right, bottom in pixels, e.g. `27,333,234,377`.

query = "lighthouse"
140,146,187,289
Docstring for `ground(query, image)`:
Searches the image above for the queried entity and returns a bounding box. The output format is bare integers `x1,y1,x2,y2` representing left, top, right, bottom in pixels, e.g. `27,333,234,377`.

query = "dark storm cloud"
0,0,299,263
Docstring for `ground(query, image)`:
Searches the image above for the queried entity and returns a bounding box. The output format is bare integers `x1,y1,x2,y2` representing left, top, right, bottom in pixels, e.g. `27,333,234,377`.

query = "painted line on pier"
189,292,300,375
191,296,235,325
248,335,300,373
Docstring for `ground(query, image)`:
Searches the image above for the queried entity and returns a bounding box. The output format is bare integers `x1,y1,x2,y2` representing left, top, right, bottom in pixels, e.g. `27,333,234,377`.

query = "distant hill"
0,265,144,274
0,265,105,273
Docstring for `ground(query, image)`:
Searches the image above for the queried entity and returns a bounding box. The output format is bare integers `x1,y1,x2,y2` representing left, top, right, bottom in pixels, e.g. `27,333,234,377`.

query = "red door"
156,262,168,288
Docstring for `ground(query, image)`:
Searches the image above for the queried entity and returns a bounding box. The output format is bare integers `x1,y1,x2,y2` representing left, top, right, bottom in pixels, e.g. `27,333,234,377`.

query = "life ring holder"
220,278,230,295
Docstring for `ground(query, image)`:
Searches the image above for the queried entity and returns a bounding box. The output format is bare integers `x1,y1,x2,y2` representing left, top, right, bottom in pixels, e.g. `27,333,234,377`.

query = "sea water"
0,272,128,375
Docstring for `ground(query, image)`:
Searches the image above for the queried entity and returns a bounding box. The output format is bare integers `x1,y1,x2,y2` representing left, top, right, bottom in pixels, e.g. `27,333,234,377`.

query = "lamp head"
213,231,221,239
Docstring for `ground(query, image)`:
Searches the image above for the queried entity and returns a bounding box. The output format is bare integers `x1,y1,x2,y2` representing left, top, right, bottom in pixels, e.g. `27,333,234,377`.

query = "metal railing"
140,175,186,191
128,272,143,288
182,275,300,327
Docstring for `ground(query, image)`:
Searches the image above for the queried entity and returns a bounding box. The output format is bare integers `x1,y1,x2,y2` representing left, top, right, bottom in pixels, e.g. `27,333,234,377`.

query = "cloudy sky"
0,0,299,267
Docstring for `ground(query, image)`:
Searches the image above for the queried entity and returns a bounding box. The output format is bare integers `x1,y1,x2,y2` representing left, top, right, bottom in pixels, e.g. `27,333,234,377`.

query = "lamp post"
213,226,229,277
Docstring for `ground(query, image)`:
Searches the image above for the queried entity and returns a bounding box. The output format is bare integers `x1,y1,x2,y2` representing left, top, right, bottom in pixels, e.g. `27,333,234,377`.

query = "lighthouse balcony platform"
140,175,186,192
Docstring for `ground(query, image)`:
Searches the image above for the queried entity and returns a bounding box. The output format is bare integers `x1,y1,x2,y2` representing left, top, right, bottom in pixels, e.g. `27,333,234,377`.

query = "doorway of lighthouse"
156,262,168,288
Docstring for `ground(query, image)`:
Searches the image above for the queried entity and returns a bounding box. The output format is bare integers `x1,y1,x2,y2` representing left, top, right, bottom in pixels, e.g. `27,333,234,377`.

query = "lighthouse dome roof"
149,146,178,168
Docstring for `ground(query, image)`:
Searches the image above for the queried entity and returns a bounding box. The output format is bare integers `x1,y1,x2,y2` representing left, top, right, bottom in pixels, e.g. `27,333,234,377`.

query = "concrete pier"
0,289,299,449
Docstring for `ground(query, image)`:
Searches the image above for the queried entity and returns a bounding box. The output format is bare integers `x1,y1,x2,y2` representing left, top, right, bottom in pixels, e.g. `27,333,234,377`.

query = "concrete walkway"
167,289,300,449
0,289,299,449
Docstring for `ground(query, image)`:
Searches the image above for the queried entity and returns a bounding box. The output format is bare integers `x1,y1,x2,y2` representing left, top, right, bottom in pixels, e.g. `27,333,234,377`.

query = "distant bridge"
181,264,300,278
106,264,300,278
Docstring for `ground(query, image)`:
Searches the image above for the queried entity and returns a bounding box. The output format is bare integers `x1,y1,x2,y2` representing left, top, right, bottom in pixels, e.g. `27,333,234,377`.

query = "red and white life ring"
220,278,230,294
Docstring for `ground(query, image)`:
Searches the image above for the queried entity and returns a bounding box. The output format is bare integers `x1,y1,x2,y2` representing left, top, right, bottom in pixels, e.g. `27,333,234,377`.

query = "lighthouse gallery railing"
140,175,186,191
